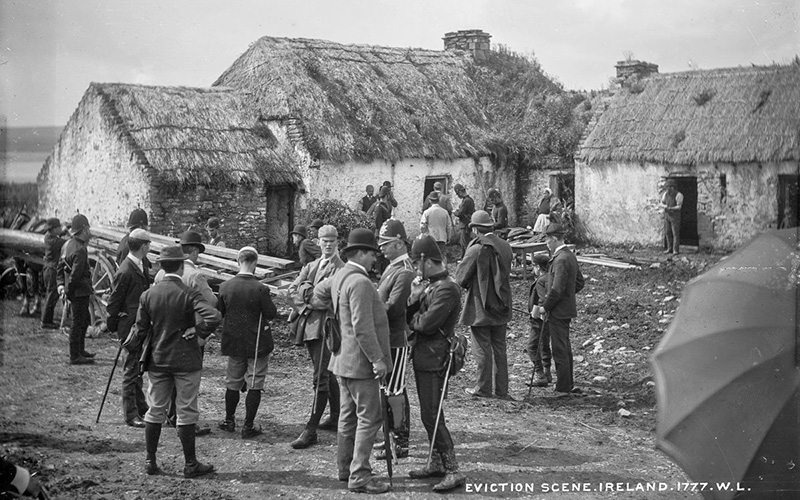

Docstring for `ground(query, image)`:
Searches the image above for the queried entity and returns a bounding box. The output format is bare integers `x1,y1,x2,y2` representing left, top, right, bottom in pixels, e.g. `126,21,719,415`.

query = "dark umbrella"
652,228,799,500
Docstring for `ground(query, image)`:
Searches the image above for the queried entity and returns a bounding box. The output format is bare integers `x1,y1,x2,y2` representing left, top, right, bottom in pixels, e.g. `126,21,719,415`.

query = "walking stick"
96,340,125,423
379,378,393,488
527,316,548,399
427,349,453,469
251,312,263,389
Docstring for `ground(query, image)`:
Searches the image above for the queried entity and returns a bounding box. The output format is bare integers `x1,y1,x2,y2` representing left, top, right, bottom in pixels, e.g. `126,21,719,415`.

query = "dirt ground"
0,247,716,499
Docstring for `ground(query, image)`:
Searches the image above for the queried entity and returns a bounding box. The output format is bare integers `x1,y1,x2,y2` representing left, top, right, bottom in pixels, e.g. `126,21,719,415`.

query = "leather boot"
290,428,318,449
530,371,548,387
544,367,552,383
409,451,445,479
433,449,466,491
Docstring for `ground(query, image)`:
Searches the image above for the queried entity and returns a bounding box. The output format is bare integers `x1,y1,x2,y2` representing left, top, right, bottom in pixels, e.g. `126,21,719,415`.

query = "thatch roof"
213,36,495,163
579,64,800,165
86,83,301,187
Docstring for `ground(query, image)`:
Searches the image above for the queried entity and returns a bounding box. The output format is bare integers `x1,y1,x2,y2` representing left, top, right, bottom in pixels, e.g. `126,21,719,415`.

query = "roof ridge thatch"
579,63,800,165
86,82,301,187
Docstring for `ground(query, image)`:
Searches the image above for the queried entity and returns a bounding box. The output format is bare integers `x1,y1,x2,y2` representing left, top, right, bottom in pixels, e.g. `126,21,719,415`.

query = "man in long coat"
57,213,95,365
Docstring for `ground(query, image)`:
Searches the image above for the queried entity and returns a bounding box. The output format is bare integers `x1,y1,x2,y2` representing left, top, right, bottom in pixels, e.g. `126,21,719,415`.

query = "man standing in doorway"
420,192,452,263
455,210,513,400
423,181,453,214
541,223,585,397
660,179,683,254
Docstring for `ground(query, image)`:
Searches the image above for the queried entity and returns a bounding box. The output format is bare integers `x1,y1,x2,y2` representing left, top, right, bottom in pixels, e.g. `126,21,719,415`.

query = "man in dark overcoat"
455,210,513,399
127,245,221,478
289,225,344,449
541,223,585,396
452,184,475,259
406,234,466,491
57,213,95,365
217,246,277,438
40,217,65,329
328,229,391,494
106,228,152,427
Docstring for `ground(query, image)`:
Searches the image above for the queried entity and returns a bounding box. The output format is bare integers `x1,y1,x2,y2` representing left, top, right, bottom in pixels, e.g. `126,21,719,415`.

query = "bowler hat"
178,230,205,253
342,228,379,253
309,219,325,230
290,224,308,238
378,219,408,246
469,210,494,228
70,213,90,235
127,208,148,229
205,216,221,229
45,217,61,230
544,223,566,237
157,245,189,262
411,234,443,262
129,228,151,242
428,191,440,202
318,224,338,239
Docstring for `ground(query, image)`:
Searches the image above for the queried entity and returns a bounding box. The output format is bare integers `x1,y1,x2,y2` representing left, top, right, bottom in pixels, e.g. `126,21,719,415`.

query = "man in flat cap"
57,213,95,365
288,224,345,449
328,228,391,493
127,245,221,477
541,223,584,397
40,217,65,329
659,179,683,254
455,210,513,399
217,246,277,439
107,228,152,427
452,184,475,260
290,224,321,266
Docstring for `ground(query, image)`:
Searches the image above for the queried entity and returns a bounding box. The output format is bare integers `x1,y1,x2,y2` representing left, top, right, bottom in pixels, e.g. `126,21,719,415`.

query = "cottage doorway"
777,175,799,229
673,177,699,247
423,176,449,205
265,186,294,257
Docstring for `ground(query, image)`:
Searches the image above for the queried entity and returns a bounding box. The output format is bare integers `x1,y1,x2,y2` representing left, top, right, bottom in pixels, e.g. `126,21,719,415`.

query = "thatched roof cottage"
576,62,800,250
38,83,301,254
213,30,581,234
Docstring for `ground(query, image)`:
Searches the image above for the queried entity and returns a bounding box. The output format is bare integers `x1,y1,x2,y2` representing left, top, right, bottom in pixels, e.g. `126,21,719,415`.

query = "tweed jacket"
133,275,221,373
218,273,277,358
542,246,585,319
289,253,345,344
407,271,462,372
57,237,92,299
455,232,513,326
327,263,391,379
106,255,151,339
377,255,414,348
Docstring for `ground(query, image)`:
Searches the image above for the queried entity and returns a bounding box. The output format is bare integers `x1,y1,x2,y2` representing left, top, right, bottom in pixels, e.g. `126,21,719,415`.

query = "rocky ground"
0,246,717,499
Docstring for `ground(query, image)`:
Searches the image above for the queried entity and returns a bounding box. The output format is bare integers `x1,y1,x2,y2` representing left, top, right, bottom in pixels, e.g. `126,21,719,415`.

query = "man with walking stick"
105,228,152,427
288,225,344,449
217,246,277,438
406,234,466,492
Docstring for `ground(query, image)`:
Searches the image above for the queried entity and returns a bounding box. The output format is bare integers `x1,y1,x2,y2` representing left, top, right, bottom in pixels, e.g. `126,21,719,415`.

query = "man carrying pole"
105,228,152,427
217,246,277,438
406,234,466,492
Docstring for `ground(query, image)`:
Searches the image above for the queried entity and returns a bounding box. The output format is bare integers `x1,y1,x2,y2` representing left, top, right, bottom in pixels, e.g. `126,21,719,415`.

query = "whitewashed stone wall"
575,160,797,250
38,89,152,227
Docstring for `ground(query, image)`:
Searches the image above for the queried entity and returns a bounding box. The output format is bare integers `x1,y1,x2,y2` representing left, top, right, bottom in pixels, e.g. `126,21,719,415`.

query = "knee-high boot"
432,449,466,491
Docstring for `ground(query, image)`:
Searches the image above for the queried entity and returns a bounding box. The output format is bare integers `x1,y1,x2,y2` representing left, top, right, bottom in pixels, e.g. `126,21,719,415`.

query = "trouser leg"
469,325,493,395
491,324,509,397
414,370,454,454
549,317,573,392
41,266,58,324
121,345,144,422
69,296,90,361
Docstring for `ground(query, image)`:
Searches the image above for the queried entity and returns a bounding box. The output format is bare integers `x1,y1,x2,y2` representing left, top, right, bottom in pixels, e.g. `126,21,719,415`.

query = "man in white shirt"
660,179,684,254
420,192,453,263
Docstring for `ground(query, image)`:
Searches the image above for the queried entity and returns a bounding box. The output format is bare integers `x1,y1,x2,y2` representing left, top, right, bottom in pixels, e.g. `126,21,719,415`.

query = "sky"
1,0,798,128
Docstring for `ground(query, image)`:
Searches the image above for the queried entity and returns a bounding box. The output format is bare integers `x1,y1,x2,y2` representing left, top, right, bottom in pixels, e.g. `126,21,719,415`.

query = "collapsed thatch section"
579,64,800,165
213,37,495,163
90,83,301,186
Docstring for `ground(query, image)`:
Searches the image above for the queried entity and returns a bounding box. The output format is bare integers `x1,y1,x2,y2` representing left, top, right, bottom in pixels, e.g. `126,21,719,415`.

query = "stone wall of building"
38,89,152,227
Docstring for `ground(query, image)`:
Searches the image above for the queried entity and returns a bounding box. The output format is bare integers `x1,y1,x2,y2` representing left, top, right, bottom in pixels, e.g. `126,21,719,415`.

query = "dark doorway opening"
551,173,575,208
672,177,699,247
778,175,799,229
265,185,295,257
423,176,449,206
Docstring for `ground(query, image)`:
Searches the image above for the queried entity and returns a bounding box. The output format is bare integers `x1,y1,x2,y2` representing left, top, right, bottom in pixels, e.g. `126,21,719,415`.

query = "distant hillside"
1,126,63,152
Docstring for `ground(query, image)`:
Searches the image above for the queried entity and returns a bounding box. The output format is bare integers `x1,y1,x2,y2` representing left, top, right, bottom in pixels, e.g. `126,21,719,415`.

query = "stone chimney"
615,60,659,80
443,29,491,62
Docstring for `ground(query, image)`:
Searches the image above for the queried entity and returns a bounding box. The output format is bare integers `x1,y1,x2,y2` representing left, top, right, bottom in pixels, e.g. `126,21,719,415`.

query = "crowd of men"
21,179,591,494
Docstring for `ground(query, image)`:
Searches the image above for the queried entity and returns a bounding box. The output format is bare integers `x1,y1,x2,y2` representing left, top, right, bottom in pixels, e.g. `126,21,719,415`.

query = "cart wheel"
88,254,116,333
